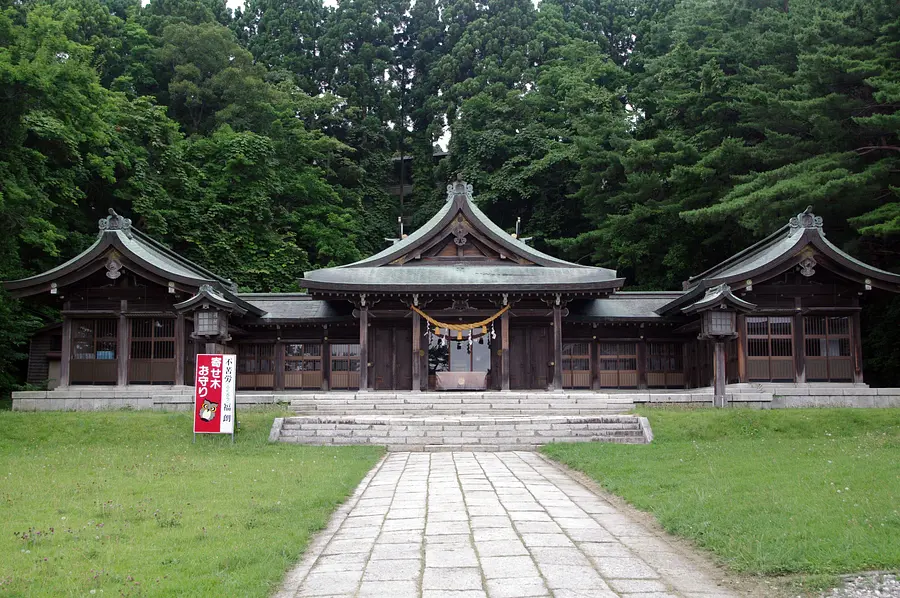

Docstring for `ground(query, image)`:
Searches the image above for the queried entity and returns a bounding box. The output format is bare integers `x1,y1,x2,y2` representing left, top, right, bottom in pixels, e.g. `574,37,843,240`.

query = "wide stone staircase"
269,391,652,451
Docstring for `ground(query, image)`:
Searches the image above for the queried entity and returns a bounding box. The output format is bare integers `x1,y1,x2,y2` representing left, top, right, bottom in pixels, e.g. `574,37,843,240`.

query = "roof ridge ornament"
790,206,823,231
703,283,730,298
446,174,473,203
98,208,133,239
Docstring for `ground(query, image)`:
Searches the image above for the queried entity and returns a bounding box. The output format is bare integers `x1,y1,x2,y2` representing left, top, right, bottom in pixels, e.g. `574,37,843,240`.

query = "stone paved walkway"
276,452,740,598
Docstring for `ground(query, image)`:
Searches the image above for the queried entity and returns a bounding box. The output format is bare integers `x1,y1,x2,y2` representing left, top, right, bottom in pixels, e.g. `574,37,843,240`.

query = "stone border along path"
275,451,740,598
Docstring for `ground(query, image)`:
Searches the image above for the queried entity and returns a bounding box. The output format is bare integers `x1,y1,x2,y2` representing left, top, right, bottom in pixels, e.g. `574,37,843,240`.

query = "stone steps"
287,392,635,418
270,415,651,451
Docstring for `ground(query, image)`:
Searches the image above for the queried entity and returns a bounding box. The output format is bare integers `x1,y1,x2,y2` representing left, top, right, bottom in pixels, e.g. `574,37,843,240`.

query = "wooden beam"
552,304,563,390
411,311,421,392
60,316,72,387
117,301,128,386
714,341,727,407
359,306,369,391
501,310,510,391
322,326,330,391
851,311,864,383
390,327,398,390
636,340,648,390
274,340,285,391
737,314,747,383
174,312,185,386
793,297,806,383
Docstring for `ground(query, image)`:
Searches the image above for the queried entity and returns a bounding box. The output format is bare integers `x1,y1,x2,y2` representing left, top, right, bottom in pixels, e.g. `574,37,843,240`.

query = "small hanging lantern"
700,309,736,337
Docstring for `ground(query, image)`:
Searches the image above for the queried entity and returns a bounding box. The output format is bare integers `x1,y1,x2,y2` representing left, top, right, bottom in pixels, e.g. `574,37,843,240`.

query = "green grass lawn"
0,409,383,597
542,408,900,576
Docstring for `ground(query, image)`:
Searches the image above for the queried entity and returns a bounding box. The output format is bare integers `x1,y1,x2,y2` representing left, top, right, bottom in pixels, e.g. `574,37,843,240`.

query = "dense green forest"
1,0,899,392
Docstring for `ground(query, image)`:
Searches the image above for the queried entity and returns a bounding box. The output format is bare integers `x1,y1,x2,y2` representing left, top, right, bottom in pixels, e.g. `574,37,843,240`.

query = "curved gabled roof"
682,284,757,314
659,208,900,315
3,210,235,297
302,179,623,295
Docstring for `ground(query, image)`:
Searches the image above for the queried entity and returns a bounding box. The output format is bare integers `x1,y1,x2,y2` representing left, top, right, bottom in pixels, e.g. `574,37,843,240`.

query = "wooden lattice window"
330,343,360,389
598,342,638,388
237,344,275,390
129,318,175,384
284,343,322,389
647,343,684,388
804,316,852,382
562,342,591,389
70,319,118,385
747,316,794,382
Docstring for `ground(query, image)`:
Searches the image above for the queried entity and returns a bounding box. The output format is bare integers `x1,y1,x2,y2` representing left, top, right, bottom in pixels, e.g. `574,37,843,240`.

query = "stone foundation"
10,384,900,411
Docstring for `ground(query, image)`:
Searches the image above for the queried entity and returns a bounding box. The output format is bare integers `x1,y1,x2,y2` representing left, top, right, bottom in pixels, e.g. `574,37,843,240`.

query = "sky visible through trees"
0,0,898,390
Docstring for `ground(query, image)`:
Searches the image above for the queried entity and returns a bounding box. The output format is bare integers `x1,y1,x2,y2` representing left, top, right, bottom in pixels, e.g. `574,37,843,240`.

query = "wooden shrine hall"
6,179,900,397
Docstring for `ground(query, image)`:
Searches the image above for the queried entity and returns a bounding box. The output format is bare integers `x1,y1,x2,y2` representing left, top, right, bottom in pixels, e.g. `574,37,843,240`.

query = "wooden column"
713,340,727,407
359,306,369,391
636,340,648,390
552,304,563,390
851,311,864,383
117,300,128,386
274,340,285,391
411,311,421,392
421,329,428,392
174,312,185,386
793,297,806,384
322,326,331,391
737,314,747,383
590,337,600,390
60,316,72,388
501,310,510,391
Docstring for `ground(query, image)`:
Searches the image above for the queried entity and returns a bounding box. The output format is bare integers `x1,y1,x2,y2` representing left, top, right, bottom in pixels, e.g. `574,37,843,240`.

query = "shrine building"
6,179,900,407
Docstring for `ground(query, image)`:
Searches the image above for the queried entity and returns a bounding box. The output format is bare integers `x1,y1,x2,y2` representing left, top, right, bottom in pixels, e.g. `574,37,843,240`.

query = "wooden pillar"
851,311,864,383
793,297,806,384
501,310,510,391
552,304,563,390
174,312,185,386
590,337,600,390
713,340,727,407
322,326,331,391
60,316,72,388
411,311,421,392
359,306,369,391
274,340,285,391
637,339,648,390
737,314,747,383
117,301,128,386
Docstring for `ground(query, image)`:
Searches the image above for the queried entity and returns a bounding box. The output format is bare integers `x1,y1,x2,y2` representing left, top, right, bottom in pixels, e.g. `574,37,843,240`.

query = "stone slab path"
276,452,740,598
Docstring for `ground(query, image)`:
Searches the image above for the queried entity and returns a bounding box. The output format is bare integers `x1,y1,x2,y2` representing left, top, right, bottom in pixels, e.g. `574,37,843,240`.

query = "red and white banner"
193,354,236,435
